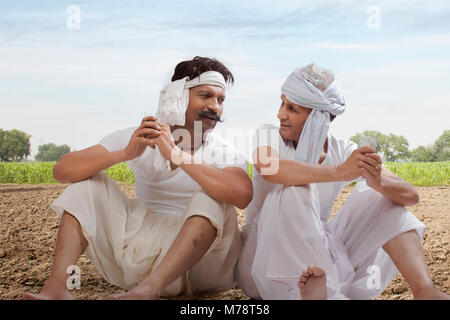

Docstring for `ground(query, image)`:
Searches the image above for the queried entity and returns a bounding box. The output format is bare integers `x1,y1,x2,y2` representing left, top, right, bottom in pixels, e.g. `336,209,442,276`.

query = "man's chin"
279,128,297,142
201,118,217,130
279,127,289,138
203,124,216,133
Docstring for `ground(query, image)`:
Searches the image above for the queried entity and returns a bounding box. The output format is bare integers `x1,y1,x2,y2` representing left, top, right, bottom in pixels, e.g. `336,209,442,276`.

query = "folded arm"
252,145,354,185
254,145,419,207
53,116,161,183
359,154,419,207
179,157,253,209
151,123,253,209
53,145,127,183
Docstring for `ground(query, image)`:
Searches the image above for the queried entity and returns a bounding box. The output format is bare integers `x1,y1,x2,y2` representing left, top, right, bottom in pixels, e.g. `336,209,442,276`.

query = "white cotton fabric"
49,171,241,294
281,68,346,164
153,71,227,171
236,124,426,300
98,126,246,216
298,63,335,92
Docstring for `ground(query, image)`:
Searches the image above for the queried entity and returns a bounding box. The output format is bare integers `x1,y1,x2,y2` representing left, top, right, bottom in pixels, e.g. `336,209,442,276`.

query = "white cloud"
307,33,450,52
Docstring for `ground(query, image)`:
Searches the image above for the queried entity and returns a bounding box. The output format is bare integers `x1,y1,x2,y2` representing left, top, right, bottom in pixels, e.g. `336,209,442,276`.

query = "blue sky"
1,0,449,160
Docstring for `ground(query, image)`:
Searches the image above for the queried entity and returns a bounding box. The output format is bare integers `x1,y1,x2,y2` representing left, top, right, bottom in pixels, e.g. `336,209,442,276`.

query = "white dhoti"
49,170,241,296
237,182,426,300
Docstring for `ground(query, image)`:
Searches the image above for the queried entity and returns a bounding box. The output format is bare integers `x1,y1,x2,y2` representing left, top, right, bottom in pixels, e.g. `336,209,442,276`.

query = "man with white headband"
23,56,253,300
237,63,449,300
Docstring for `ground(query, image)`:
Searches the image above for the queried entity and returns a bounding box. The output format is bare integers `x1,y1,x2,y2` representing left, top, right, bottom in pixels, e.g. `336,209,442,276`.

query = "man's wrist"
118,149,130,162
171,147,193,167
333,165,344,181
371,176,385,192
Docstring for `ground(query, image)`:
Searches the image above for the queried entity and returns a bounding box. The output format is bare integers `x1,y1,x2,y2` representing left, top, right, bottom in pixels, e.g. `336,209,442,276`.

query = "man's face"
185,84,225,133
277,94,312,142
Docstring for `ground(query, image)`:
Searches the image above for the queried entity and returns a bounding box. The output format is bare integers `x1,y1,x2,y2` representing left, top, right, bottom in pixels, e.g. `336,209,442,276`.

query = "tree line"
0,129,71,162
0,128,449,162
350,130,449,162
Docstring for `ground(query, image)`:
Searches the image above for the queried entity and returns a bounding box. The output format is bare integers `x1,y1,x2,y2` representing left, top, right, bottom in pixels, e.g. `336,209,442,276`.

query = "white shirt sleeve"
217,143,247,171
98,127,136,152
203,135,248,171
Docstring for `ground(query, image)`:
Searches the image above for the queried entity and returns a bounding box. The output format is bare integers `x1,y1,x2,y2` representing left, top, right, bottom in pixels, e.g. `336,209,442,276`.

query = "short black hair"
171,56,234,84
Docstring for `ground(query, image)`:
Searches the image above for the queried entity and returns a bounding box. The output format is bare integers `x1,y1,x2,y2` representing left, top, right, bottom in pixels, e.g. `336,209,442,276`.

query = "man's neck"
292,137,328,163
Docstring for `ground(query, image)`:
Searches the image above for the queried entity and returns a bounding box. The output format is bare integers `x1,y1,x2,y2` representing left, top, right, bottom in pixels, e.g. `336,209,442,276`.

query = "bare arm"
53,145,127,183
149,123,253,209
180,160,253,209
253,146,338,185
53,116,161,183
253,145,369,185
360,154,419,207
254,143,419,207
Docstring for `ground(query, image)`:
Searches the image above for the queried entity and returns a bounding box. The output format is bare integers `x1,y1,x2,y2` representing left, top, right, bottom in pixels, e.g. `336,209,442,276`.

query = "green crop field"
0,161,449,186
0,162,135,184
383,161,450,186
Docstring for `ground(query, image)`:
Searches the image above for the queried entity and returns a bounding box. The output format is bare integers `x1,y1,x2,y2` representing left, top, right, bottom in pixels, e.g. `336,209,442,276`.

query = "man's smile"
203,115,217,121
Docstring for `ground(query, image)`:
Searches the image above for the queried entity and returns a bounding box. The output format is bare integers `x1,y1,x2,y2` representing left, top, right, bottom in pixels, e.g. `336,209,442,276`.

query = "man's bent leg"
22,211,88,300
383,230,449,300
236,223,261,299
187,203,241,295
109,215,217,300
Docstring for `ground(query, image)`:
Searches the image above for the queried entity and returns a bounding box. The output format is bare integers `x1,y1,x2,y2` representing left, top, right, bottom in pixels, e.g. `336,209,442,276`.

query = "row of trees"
0,128,449,162
0,129,31,162
350,130,449,162
35,143,71,161
0,129,71,162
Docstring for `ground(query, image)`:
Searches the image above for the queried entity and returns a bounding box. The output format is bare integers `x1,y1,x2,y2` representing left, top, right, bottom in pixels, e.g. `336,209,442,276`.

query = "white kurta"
98,126,247,216
49,126,247,295
237,124,426,300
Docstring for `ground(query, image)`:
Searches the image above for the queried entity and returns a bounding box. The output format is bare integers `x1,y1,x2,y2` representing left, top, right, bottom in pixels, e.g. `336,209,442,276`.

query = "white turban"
153,71,227,171
281,64,347,164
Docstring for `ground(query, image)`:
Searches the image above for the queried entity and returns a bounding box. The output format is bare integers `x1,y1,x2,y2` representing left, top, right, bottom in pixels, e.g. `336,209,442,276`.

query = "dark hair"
171,56,234,84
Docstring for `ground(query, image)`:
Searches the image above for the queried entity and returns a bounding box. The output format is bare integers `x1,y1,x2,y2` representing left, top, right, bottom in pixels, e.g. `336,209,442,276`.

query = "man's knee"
185,215,218,238
189,190,229,213
79,170,109,186
61,210,80,224
185,189,231,228
63,170,112,199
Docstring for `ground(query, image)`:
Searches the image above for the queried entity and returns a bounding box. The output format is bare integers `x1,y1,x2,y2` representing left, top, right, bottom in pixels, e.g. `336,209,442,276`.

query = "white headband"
153,70,227,171
157,71,227,127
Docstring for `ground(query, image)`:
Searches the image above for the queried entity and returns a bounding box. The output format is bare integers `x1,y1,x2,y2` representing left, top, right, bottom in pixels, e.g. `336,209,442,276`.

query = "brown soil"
0,183,448,300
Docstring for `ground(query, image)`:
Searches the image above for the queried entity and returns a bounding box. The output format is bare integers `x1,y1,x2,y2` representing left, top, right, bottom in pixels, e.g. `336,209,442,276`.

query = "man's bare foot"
22,289,73,300
413,285,450,300
297,266,327,300
108,281,161,300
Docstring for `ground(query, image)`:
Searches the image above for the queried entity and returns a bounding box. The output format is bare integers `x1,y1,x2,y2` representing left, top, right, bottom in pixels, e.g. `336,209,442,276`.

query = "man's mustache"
198,110,223,123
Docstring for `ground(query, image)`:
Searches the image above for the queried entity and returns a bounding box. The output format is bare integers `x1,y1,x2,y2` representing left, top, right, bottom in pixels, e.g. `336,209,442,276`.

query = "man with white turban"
23,56,252,300
236,63,449,300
